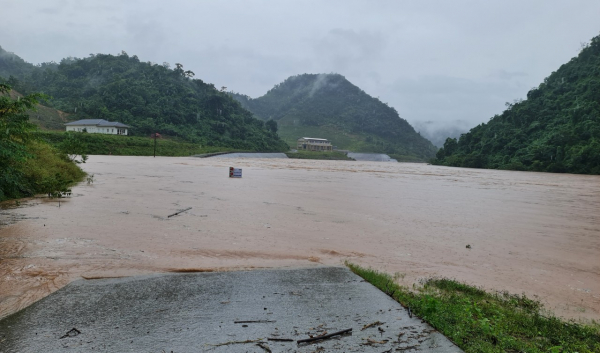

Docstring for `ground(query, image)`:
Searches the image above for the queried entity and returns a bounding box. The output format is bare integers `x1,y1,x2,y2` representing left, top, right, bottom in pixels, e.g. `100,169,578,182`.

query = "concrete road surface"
0,267,463,352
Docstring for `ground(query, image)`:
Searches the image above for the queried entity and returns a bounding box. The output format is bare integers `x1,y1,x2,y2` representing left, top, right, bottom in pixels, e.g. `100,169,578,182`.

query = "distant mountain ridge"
231,74,437,161
433,34,600,174
0,46,288,152
0,45,37,80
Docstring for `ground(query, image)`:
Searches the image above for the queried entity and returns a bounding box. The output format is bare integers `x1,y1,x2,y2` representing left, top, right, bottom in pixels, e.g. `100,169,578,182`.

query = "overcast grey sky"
1,0,599,133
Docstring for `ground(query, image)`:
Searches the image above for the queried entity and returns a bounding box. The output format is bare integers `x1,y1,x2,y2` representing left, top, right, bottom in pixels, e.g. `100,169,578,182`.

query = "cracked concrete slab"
0,267,463,352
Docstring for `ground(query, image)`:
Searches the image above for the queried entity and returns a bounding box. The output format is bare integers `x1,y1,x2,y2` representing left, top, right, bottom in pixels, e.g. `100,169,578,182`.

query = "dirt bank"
1,156,598,321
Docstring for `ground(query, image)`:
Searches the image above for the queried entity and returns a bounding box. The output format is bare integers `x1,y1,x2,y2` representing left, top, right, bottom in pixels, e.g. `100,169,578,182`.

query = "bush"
21,141,85,197
0,84,84,201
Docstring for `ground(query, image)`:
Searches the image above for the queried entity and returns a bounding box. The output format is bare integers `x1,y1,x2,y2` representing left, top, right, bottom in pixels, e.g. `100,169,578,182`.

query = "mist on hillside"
411,120,471,148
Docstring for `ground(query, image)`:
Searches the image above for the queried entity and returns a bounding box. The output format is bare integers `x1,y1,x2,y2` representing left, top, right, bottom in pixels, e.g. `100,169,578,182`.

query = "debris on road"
364,337,388,345
256,342,272,352
59,328,81,339
297,328,352,345
210,338,263,347
361,321,384,331
167,207,192,218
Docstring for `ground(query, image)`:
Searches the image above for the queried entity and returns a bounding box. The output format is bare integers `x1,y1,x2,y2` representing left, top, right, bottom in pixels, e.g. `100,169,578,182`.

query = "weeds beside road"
347,262,600,353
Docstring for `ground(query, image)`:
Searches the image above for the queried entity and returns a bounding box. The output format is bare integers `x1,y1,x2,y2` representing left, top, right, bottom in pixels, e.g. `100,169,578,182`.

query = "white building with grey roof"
297,137,333,151
65,119,130,135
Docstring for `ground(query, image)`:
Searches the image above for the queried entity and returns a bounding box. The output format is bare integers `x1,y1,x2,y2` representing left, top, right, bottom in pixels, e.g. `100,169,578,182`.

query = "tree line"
1,48,288,152
433,34,600,174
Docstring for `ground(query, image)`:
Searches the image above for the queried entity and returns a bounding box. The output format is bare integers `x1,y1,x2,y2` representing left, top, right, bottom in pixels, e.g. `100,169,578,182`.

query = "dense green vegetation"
285,150,354,160
0,46,288,152
0,46,36,80
37,131,238,157
231,74,437,160
433,34,600,174
3,89,71,131
347,263,600,353
274,124,374,151
0,84,84,201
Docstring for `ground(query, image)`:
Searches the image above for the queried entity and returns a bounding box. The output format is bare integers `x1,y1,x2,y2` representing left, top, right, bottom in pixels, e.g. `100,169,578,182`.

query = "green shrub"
21,141,85,197
0,84,84,201
346,263,600,353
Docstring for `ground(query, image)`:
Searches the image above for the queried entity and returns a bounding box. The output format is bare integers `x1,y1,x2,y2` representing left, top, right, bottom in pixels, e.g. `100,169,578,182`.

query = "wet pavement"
0,267,462,352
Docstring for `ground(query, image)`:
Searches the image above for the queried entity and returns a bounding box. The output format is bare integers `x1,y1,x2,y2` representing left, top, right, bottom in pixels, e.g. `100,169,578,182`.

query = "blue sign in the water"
229,167,242,178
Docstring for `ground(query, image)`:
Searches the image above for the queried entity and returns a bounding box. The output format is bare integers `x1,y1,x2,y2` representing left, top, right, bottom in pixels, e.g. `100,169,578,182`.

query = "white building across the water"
297,137,333,151
65,119,130,135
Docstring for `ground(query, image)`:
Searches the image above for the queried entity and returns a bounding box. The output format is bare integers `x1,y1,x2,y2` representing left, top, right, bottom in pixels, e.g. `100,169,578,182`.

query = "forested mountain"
0,45,38,79
0,47,288,151
231,74,437,161
433,34,600,174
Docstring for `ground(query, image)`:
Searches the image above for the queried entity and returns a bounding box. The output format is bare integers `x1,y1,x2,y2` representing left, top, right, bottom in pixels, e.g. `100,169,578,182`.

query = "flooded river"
1,156,599,321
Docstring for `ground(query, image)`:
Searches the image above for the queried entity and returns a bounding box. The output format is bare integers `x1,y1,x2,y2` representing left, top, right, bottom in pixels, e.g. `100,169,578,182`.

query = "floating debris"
59,328,81,339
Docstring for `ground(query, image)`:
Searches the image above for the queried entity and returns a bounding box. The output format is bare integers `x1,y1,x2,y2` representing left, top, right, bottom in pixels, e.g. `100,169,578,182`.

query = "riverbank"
1,156,599,321
285,150,354,160
37,131,239,157
348,263,600,352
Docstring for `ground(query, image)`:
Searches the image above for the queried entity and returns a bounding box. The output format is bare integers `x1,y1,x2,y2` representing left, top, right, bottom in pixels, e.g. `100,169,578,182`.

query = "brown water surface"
1,156,599,320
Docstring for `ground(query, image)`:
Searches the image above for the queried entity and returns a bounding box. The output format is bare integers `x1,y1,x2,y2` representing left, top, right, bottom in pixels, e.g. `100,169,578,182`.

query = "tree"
0,84,42,199
0,84,86,200
59,132,88,163
265,119,278,133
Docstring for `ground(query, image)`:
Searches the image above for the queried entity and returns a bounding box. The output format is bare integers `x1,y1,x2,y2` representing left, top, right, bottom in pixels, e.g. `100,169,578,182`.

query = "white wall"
66,126,128,135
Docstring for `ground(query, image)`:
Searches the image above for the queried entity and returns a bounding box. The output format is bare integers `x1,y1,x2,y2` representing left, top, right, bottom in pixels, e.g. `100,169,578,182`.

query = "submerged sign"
229,167,242,178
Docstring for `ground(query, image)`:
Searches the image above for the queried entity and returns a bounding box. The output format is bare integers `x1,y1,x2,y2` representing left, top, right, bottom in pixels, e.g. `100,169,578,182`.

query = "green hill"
0,47,288,152
231,74,437,161
433,34,600,174
0,45,37,80
4,89,71,131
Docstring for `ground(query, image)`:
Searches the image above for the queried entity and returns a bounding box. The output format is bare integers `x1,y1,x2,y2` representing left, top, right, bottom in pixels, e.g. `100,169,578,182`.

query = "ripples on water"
1,156,599,320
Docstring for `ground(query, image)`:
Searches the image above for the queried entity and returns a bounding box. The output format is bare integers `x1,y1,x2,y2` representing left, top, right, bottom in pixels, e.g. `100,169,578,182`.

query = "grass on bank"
37,131,238,157
346,263,600,353
285,150,354,160
1,141,86,201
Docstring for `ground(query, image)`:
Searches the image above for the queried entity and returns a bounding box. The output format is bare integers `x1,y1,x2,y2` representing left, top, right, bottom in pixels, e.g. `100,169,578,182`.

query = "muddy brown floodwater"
1,156,599,321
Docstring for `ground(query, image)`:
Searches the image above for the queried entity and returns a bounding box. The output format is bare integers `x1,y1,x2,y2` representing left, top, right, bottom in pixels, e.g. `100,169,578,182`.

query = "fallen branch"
364,338,388,345
59,328,81,339
267,337,294,342
234,320,276,324
256,342,272,352
209,338,263,347
361,321,384,330
297,328,352,344
167,207,192,218
397,344,420,351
